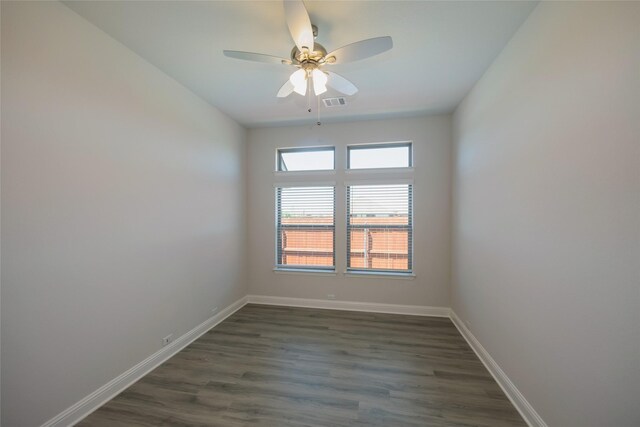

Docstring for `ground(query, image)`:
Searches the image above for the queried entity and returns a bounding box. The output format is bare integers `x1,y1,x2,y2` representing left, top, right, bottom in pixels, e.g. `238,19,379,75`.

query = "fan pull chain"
317,95,321,126
307,77,312,113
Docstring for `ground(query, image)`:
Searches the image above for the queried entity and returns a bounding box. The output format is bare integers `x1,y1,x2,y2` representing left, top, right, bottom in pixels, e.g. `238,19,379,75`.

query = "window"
276,186,335,270
347,184,413,273
277,147,335,172
274,142,414,277
347,142,412,169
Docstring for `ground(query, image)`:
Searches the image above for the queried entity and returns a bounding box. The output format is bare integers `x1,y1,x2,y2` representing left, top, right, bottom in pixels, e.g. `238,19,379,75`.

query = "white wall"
452,2,640,426
1,2,247,426
247,116,451,307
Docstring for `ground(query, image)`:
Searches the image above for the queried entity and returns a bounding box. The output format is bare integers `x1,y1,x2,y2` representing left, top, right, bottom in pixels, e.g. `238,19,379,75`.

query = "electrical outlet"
162,334,173,347
327,294,336,300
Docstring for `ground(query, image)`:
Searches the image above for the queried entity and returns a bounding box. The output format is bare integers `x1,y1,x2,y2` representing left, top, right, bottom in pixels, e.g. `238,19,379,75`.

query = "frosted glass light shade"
290,69,307,96
312,69,328,96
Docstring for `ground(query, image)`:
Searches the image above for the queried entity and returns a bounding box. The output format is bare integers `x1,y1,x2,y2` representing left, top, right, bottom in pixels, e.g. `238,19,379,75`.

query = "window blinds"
347,184,413,273
276,186,335,269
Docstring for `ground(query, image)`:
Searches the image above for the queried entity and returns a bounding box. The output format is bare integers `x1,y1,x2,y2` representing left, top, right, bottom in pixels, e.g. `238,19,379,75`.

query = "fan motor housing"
290,42,327,66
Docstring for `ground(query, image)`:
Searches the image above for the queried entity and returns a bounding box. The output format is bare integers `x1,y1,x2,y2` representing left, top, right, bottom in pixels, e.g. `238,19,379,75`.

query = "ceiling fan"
223,0,393,98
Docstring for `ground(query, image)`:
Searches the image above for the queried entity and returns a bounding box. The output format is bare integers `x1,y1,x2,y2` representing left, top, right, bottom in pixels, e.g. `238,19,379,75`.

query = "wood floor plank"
78,304,525,426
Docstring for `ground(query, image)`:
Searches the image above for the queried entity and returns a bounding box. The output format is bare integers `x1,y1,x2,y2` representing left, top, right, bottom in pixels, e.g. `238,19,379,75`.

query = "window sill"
273,268,337,277
344,271,416,280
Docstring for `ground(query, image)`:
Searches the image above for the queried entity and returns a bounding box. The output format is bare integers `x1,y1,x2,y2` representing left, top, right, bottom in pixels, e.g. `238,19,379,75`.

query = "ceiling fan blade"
326,71,358,96
325,36,393,65
277,79,295,98
223,50,292,65
283,0,314,53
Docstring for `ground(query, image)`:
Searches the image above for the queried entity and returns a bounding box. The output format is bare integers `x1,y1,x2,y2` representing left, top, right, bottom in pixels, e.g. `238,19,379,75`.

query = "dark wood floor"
78,304,526,426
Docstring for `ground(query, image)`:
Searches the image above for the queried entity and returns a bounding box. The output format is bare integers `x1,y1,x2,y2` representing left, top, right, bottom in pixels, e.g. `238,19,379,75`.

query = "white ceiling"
64,1,537,128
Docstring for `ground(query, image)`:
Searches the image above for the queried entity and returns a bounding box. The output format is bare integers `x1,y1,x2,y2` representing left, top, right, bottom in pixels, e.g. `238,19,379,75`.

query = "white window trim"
345,167,414,175
344,271,416,280
273,181,337,188
344,178,414,186
273,268,337,276
274,170,336,178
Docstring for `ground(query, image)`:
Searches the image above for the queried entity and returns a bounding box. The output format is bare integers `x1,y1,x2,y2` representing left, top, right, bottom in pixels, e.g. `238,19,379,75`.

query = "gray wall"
451,2,640,426
1,2,247,425
247,116,452,307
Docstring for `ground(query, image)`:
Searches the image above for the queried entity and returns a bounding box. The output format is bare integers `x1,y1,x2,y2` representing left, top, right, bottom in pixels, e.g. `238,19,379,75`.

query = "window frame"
276,146,336,172
345,183,414,275
274,185,336,272
272,141,415,278
347,142,413,170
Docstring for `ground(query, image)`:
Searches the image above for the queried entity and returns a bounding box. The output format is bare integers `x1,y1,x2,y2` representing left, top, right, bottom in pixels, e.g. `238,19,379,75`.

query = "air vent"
322,97,347,107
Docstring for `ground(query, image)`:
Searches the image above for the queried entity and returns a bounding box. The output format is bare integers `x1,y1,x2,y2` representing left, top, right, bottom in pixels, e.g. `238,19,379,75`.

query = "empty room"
1,1,638,426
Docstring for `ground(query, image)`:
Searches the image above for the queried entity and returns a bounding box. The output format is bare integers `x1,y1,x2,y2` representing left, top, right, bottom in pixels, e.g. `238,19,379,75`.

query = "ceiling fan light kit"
223,0,393,103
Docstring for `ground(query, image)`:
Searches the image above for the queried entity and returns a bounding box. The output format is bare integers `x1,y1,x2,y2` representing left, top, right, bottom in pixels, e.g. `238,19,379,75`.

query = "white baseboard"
449,310,547,427
247,294,451,317
41,295,248,427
